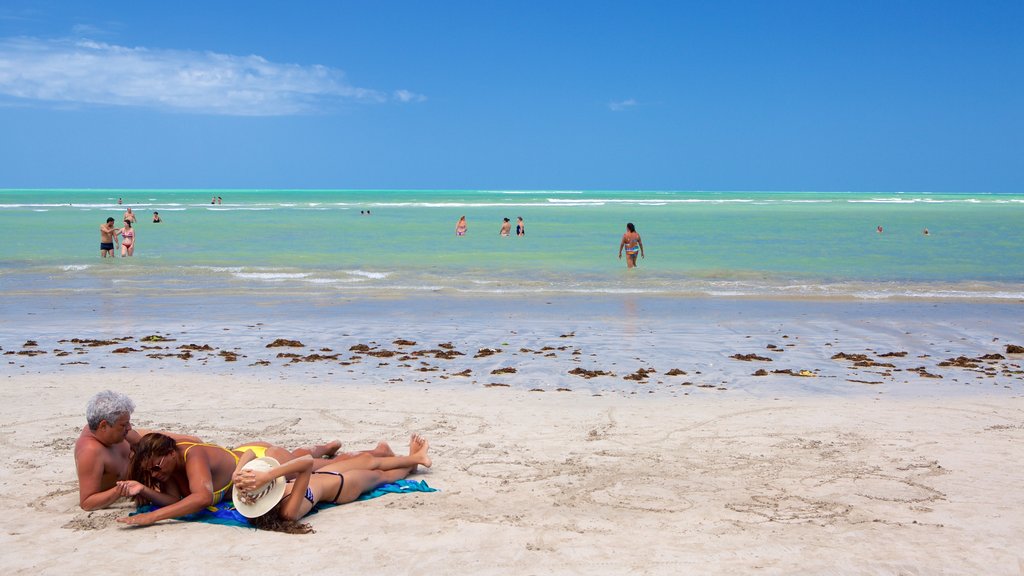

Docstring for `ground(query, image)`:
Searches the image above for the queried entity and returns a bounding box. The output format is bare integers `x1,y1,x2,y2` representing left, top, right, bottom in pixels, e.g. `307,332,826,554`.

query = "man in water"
100,217,118,258
123,207,136,224
74,391,201,510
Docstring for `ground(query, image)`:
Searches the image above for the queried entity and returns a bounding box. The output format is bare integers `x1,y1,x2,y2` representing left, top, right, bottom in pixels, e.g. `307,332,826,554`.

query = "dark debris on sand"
731,353,773,362
623,368,657,381
178,344,214,351
569,367,612,379
267,339,304,348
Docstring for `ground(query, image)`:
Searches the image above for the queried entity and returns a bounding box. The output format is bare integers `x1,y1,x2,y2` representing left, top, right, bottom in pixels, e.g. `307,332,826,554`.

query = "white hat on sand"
232,457,286,518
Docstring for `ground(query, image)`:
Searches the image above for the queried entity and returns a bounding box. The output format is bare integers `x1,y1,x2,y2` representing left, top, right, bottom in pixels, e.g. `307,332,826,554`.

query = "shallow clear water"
1,189,1022,300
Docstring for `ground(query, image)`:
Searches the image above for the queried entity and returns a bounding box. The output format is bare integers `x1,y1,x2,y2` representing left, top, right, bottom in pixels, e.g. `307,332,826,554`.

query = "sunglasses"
149,454,170,473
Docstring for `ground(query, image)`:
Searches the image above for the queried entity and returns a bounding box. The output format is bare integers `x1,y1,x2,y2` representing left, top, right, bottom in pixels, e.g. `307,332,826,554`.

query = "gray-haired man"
74,391,199,510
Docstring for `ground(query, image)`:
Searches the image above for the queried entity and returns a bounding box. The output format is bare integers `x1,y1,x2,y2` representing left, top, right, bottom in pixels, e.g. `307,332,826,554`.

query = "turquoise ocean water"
1,189,1022,301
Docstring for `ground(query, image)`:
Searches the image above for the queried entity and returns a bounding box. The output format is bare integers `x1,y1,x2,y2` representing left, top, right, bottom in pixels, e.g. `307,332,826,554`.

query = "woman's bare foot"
409,434,432,469
309,440,342,459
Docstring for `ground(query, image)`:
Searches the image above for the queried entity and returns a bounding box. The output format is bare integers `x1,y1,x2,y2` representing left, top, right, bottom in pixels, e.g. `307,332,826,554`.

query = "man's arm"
127,429,201,447
76,446,123,511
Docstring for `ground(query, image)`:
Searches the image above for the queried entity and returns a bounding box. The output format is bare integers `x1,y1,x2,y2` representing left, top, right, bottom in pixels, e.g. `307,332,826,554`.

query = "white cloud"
608,98,637,112
393,89,426,103
0,37,421,115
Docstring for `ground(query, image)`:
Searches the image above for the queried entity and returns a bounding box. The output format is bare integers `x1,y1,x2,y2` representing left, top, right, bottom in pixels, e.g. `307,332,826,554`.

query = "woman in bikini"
232,435,431,533
119,220,135,257
617,222,644,269
116,433,388,526
455,216,468,236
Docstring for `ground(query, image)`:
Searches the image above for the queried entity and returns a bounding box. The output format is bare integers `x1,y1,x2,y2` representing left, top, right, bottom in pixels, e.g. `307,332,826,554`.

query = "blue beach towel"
131,479,437,528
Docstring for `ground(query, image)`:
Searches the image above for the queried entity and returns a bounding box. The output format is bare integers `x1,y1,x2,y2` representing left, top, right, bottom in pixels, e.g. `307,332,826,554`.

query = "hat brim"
232,456,286,518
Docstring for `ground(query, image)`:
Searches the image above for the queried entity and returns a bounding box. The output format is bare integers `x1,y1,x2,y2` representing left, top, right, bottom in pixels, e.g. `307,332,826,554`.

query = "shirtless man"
74,391,200,511
123,207,136,224
100,217,118,258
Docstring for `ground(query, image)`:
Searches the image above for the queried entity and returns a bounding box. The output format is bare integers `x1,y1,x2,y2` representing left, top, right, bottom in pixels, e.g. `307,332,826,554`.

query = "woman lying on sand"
232,434,432,534
117,432,390,526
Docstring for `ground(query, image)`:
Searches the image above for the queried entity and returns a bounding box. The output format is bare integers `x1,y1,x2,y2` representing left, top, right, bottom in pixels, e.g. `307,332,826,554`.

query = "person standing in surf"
618,222,644,269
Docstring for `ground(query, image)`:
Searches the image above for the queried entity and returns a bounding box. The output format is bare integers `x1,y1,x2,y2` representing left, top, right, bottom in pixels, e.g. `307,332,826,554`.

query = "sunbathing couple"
76,391,431,532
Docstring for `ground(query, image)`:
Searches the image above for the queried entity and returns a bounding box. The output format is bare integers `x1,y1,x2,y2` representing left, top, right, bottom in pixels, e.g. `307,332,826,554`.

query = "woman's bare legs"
293,440,395,471
332,436,432,504
320,435,431,475
334,468,413,504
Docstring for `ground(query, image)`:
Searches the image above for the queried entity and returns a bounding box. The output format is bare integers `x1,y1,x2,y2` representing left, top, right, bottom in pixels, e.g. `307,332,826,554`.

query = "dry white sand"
2,372,1023,575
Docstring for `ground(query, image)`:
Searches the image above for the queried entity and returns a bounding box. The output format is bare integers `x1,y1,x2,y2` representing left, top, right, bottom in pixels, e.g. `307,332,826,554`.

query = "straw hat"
232,457,286,518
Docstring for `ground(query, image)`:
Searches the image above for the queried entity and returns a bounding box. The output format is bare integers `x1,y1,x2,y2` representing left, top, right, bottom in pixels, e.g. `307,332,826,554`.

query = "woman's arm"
117,480,179,507
237,454,314,490
233,449,258,477
278,457,315,521
116,451,216,526
638,236,644,258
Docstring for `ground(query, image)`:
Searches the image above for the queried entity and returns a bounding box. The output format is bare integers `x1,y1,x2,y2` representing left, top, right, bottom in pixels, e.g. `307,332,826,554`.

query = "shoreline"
4,295,1022,398
2,373,1022,574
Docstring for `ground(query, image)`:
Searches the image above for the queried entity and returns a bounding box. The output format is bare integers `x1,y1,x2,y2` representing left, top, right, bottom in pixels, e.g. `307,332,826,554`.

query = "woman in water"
516,216,525,236
119,220,135,257
455,216,468,236
618,222,644,269
232,434,432,533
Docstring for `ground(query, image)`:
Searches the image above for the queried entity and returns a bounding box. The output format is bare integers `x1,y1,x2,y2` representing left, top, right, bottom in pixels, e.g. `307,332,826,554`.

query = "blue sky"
0,1,1020,191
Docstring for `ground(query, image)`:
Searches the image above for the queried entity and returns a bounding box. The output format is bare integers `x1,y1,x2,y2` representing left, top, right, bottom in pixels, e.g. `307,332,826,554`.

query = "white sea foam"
488,190,584,194
61,264,90,271
346,270,388,279
848,198,919,204
233,272,311,280
302,277,355,284
194,266,245,273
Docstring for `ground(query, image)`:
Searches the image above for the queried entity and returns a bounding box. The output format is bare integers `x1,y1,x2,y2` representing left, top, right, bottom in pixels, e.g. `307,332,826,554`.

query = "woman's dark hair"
248,499,315,534
128,433,177,504
626,222,636,233
124,220,132,227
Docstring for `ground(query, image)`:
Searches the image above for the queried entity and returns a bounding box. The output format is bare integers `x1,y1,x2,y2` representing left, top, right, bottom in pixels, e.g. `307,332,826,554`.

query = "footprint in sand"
727,494,850,524
465,460,545,482
804,475,945,504
587,478,696,513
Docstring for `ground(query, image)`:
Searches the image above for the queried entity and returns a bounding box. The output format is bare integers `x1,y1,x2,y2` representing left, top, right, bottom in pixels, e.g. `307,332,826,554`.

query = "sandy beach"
3,294,1023,575
3,357,1023,575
